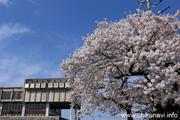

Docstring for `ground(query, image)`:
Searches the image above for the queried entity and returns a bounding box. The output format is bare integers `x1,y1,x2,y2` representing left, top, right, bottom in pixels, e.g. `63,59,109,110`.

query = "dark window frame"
1,91,12,100
12,91,23,100
1,103,22,116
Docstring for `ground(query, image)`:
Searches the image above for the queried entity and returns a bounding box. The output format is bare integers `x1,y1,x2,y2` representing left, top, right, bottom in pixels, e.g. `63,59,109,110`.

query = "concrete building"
0,78,80,120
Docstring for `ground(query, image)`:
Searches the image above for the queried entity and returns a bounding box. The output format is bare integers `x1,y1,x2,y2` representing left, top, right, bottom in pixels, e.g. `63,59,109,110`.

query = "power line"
168,0,180,14
157,0,180,15
170,5,180,14
154,0,168,12
169,0,179,7
157,6,170,15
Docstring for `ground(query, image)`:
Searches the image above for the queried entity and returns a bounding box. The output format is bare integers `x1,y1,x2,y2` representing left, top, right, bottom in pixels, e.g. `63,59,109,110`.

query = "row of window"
25,103,46,115
1,103,62,116
1,91,23,100
25,83,69,89
2,103,22,116
1,103,46,116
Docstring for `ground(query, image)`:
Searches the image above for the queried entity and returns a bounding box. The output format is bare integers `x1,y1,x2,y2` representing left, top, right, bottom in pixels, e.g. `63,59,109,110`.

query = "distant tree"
61,10,180,120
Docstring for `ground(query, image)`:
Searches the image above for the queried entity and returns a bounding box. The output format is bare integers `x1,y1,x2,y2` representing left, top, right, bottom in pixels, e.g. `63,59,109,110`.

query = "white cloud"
0,75,10,83
0,57,63,87
0,0,10,6
27,0,41,6
73,38,79,48
54,33,81,51
34,9,40,15
0,57,42,86
18,63,42,76
0,23,31,41
50,70,62,78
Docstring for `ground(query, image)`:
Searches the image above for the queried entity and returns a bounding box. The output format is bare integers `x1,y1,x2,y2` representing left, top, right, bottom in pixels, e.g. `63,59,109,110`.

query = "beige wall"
0,79,71,103
23,89,70,102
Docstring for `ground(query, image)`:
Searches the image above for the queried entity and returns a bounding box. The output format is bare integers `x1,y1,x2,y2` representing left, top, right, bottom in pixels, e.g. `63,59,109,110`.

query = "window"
12,91,23,99
2,91,12,100
1,103,22,116
35,83,40,88
54,83,58,88
30,83,35,88
25,103,46,116
24,84,29,88
48,83,53,88
59,83,64,88
41,83,46,88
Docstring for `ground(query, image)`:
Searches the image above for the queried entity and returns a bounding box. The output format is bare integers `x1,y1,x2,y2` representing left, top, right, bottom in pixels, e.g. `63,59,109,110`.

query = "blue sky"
0,0,140,87
0,0,180,119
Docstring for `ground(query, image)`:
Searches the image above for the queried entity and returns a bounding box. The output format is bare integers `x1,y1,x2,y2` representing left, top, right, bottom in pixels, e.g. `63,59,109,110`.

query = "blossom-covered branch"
61,10,180,120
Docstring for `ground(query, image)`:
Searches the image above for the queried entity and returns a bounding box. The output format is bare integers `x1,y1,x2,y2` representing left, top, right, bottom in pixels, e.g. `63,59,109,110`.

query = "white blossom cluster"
61,10,180,117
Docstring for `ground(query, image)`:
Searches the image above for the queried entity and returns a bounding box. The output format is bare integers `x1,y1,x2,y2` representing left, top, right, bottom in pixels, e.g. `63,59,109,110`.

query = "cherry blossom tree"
61,10,180,120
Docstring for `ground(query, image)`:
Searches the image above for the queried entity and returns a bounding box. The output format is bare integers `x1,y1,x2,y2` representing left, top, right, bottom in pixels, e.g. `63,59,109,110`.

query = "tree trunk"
126,108,133,120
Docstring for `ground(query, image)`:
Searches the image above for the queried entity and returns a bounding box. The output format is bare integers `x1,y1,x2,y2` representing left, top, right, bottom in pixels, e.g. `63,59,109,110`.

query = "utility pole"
138,0,162,10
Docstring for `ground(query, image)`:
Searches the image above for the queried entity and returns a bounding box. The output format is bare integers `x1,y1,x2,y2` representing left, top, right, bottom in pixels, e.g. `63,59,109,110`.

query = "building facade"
0,78,80,120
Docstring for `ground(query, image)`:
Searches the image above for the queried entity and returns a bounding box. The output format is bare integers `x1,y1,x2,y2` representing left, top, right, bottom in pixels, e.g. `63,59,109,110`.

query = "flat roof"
0,87,23,89
24,78,69,84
